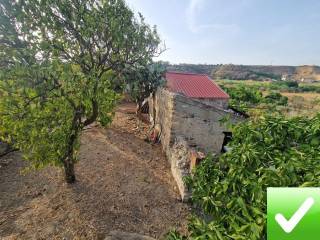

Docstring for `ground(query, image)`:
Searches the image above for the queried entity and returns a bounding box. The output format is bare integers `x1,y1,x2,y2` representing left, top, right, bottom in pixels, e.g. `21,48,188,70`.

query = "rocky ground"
0,103,190,240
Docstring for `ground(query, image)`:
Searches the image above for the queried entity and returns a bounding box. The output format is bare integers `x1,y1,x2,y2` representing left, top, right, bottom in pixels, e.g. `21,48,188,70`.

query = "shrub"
223,85,262,104
264,92,288,106
298,85,320,93
222,85,263,112
269,81,298,92
170,114,320,240
283,81,299,88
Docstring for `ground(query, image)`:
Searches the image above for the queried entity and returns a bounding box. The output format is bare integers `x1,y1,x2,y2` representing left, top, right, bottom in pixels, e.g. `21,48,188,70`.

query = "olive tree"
0,0,161,183
124,62,165,113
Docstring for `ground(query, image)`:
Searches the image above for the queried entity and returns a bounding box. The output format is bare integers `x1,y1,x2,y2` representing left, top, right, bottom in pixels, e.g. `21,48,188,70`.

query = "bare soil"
0,103,190,240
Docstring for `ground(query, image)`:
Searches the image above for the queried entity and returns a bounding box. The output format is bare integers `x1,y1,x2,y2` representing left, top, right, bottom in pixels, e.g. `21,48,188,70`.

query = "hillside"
167,64,320,82
211,65,294,81
166,63,214,75
293,65,320,81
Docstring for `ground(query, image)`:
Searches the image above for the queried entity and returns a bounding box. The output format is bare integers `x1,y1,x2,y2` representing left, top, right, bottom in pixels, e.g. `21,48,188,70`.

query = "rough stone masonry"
149,88,241,200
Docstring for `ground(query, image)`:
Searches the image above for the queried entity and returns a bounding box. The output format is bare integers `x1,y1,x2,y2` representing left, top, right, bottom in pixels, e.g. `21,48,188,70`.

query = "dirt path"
0,106,190,240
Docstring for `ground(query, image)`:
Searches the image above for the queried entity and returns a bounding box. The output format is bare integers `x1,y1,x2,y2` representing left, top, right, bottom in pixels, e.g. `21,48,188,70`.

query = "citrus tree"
0,0,161,183
168,113,320,239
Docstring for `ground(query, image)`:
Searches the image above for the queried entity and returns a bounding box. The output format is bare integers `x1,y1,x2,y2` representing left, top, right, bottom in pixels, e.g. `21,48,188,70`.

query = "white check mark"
275,197,314,233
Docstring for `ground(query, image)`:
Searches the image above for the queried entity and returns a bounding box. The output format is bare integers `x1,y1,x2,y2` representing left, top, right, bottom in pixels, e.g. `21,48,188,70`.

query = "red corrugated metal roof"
166,71,229,99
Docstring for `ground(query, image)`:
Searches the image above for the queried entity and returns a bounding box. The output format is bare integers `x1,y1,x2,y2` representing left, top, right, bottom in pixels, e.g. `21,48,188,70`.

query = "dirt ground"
0,103,190,240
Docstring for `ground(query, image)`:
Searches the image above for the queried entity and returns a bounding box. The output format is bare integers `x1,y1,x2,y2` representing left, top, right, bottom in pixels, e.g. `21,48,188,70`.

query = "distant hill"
293,65,320,82
167,64,320,82
167,63,214,76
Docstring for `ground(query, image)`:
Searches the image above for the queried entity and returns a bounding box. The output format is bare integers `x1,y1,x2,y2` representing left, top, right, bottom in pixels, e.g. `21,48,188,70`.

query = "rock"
0,141,9,154
104,231,156,240
170,137,192,201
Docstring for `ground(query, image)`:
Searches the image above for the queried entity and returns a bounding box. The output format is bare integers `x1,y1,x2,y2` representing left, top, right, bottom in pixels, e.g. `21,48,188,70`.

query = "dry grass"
281,92,320,100
280,92,320,117
0,103,190,240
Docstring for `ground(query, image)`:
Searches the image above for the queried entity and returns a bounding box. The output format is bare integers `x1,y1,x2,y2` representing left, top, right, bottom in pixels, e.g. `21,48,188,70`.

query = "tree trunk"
152,93,156,125
63,157,76,183
63,133,77,184
62,109,81,184
136,102,142,116
62,99,97,184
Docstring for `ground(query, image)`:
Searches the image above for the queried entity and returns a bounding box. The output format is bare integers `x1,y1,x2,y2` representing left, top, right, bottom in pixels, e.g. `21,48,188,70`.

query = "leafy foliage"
264,92,288,106
166,230,186,240
0,0,161,182
267,80,320,93
270,81,299,92
222,85,262,112
170,114,320,239
298,84,320,93
221,84,290,113
123,62,165,109
224,85,263,104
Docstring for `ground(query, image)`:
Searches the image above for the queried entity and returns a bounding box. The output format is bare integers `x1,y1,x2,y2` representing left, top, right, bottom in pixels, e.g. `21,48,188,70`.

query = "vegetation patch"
217,80,320,116
167,114,320,240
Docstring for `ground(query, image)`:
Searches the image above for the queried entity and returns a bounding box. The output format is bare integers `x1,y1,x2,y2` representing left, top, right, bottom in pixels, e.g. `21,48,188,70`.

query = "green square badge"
267,188,320,240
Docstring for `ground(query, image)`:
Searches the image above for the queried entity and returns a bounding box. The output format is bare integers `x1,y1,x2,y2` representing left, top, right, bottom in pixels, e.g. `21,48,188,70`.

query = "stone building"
148,72,243,200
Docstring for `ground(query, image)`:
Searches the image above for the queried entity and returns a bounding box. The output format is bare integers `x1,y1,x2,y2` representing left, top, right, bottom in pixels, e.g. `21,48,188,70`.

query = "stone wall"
196,98,228,109
149,88,241,200
171,93,238,153
169,136,192,200
149,89,175,154
150,88,238,154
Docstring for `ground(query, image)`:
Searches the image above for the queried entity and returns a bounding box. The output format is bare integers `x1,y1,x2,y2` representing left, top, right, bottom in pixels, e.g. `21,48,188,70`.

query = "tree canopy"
124,62,165,111
0,0,161,182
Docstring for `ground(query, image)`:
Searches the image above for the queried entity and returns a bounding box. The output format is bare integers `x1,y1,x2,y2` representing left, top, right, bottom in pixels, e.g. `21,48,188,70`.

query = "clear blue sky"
126,0,320,66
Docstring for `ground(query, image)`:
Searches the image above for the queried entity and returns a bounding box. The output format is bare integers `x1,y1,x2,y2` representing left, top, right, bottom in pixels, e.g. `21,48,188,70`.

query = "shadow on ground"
0,107,190,240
